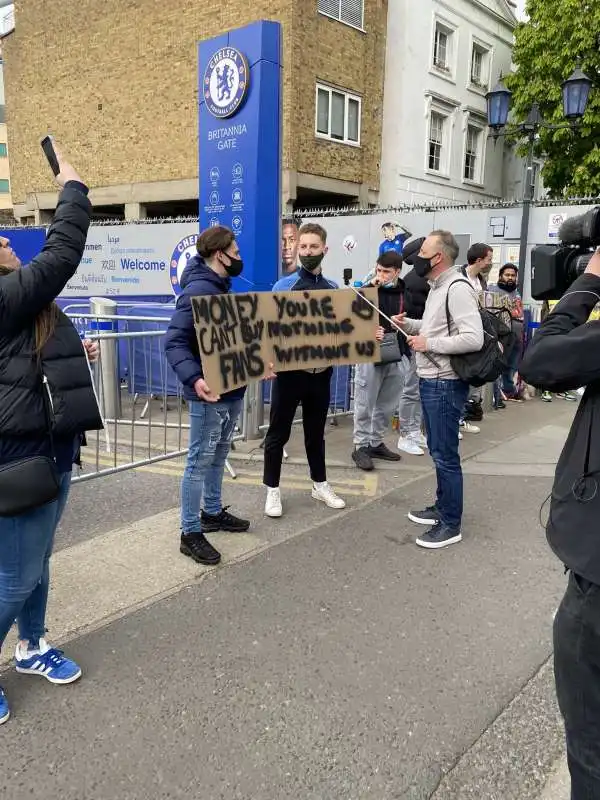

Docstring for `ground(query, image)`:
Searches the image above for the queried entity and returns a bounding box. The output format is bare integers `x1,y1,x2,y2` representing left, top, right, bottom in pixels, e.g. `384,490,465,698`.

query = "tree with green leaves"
507,0,600,197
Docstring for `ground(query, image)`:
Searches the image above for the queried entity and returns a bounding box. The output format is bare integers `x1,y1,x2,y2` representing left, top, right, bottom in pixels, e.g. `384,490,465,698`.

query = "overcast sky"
514,0,527,19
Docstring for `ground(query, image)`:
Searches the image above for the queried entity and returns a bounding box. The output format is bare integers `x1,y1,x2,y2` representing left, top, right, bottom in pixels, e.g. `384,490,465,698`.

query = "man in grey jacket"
393,230,483,549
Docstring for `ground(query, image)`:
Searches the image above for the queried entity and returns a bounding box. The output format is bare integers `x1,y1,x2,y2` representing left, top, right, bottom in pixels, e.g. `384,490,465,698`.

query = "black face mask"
498,279,516,292
299,253,325,272
413,255,434,278
223,256,244,278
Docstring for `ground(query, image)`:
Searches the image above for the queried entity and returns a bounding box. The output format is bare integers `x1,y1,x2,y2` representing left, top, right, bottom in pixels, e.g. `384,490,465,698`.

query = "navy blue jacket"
273,266,338,292
164,256,246,402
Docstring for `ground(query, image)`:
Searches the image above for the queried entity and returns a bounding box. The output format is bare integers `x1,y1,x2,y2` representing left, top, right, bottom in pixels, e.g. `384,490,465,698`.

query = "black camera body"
531,207,600,300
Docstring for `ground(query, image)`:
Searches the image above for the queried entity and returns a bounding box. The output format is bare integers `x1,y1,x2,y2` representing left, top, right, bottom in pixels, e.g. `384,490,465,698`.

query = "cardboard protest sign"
191,288,380,395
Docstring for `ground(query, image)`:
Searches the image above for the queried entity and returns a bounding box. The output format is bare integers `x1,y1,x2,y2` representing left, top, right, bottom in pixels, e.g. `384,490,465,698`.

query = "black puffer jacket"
0,183,103,466
403,267,430,320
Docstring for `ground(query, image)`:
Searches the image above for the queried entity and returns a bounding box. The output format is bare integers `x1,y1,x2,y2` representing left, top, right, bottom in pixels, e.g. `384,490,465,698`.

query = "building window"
464,124,485,183
470,43,490,88
317,0,364,29
316,84,361,145
0,143,7,157
0,179,10,193
433,23,453,74
428,111,446,172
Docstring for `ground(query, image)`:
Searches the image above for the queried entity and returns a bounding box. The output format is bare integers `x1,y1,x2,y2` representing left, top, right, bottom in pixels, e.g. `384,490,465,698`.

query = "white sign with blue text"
61,223,200,298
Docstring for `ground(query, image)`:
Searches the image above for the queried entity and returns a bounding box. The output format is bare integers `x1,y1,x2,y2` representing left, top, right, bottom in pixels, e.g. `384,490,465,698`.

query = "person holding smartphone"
0,140,103,724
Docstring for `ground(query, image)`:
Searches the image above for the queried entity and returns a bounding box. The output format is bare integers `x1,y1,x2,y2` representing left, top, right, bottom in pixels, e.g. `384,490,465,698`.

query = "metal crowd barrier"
68,309,241,483
66,302,356,482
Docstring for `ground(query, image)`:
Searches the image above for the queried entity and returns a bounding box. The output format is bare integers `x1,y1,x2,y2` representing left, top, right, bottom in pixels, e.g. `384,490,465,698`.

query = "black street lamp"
485,66,593,295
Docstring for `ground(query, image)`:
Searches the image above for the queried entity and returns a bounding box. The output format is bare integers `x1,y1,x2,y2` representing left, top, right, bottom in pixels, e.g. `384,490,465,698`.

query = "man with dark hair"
352,251,410,471
393,230,483,549
281,216,302,275
397,237,429,456
263,222,346,518
165,226,250,567
487,263,529,402
460,243,493,428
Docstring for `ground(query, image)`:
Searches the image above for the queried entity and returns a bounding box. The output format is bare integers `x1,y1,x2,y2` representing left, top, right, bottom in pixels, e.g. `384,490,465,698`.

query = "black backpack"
445,279,516,387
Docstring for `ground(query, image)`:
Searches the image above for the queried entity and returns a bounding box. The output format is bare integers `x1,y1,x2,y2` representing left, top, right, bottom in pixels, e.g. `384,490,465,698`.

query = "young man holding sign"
263,223,346,518
165,226,250,566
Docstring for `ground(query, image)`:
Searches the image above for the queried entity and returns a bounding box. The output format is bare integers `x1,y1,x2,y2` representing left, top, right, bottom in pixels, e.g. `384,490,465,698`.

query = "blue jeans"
0,471,72,651
181,398,242,533
419,378,469,530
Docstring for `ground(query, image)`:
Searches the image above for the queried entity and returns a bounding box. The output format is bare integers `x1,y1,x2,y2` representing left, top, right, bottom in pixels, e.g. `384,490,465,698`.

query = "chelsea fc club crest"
170,234,200,295
203,47,250,119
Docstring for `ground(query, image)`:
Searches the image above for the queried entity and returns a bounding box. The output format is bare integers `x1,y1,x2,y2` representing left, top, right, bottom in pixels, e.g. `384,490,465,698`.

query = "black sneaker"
352,446,374,471
464,400,483,422
408,505,440,526
201,506,250,533
180,533,221,565
369,443,402,462
416,523,462,550
494,400,506,410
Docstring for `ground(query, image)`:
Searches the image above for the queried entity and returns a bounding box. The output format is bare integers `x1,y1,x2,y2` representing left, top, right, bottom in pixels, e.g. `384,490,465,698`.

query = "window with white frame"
433,23,453,73
316,84,361,145
464,124,482,182
470,43,490,88
428,111,446,172
317,0,364,29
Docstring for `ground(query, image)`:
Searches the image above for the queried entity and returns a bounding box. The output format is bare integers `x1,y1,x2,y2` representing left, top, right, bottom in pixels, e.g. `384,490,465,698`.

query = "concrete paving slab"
0,472,566,800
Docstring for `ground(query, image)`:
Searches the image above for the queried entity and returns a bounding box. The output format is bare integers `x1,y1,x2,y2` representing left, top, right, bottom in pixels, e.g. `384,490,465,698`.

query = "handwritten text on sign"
191,288,380,394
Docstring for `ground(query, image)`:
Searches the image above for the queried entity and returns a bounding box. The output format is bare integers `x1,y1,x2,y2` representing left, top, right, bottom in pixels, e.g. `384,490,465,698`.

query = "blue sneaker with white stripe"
0,687,9,724
15,639,82,684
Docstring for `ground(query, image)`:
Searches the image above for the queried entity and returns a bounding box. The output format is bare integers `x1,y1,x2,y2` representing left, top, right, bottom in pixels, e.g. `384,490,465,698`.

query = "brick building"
3,0,387,222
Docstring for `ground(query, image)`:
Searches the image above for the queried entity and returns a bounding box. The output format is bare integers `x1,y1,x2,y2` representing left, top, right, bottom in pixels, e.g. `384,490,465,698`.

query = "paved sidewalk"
0,396,578,799
540,756,569,799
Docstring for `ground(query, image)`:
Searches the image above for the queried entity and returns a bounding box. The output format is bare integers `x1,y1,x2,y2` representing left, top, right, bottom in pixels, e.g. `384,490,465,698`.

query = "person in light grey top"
392,230,483,551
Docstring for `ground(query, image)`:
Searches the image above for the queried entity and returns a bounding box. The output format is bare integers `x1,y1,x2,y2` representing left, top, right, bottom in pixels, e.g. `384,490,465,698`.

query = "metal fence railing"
68,310,241,483
65,301,357,482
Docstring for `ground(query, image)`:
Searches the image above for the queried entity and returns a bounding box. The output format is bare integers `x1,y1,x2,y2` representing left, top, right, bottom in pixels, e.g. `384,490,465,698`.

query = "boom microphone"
558,207,600,247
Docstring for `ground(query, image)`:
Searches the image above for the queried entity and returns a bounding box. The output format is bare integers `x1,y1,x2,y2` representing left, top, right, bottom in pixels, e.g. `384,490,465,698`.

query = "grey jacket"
403,267,484,379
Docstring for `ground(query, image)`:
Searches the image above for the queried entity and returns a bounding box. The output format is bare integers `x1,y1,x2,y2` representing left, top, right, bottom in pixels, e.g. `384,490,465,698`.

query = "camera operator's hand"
52,141,84,188
584,248,600,279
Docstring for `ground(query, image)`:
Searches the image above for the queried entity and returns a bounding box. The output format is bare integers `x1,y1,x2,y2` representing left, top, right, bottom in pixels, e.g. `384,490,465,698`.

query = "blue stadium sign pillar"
198,20,283,292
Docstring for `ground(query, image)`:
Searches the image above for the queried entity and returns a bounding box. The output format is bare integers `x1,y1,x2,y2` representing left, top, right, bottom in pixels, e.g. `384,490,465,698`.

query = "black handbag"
0,372,60,517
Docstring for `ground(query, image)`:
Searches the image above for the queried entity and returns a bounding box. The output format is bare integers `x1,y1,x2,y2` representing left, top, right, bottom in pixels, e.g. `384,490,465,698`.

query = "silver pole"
90,297,122,419
244,381,264,440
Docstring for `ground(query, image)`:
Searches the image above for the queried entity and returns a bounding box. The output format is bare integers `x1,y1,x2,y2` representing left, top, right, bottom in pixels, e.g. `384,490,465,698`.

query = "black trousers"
554,571,600,799
263,368,332,488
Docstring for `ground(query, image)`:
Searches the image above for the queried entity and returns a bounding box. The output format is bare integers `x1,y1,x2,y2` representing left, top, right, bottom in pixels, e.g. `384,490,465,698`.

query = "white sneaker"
264,487,282,518
460,421,480,434
397,436,425,456
458,431,463,440
414,432,428,449
312,482,346,509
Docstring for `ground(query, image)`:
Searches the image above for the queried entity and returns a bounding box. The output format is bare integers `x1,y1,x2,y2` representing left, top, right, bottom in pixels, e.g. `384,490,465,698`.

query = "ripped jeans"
180,398,242,534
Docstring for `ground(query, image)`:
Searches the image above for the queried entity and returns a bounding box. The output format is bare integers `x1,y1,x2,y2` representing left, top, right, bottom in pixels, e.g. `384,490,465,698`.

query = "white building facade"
379,0,524,206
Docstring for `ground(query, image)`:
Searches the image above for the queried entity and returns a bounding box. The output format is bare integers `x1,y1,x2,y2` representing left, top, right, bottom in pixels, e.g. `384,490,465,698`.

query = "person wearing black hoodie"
352,251,409,471
165,226,250,567
519,247,600,798
397,237,430,456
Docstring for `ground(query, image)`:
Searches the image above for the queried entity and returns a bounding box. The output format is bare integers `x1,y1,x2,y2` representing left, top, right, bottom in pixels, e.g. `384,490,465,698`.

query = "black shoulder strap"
445,278,476,335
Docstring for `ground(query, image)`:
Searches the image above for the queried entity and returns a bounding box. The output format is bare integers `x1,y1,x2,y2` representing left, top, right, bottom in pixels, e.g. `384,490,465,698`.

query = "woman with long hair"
0,145,103,725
